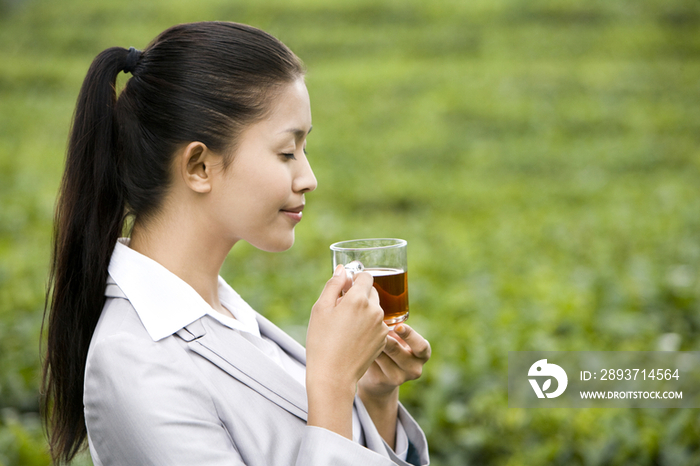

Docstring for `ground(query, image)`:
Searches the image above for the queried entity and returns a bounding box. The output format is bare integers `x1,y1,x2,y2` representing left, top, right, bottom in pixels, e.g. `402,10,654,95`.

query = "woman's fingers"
369,284,380,307
348,271,375,298
394,324,431,360
308,266,388,387
381,335,425,381
357,325,430,402
370,326,432,384
362,336,423,386
314,265,348,311
372,352,404,386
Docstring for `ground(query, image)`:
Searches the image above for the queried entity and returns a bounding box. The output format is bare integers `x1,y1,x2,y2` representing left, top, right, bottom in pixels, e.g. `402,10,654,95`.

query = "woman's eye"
281,153,296,160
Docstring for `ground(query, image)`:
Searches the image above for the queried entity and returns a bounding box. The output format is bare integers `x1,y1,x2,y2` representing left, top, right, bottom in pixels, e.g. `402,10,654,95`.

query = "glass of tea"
330,238,409,326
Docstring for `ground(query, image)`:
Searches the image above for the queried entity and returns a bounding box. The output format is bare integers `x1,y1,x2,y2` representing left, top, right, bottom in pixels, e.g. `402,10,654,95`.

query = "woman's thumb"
314,264,348,310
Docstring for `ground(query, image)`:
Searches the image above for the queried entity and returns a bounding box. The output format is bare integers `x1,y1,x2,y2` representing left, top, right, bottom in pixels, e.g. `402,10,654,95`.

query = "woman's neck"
128,210,236,318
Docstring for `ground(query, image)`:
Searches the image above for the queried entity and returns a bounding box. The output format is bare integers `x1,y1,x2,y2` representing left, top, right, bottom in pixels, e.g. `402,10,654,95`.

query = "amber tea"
366,268,408,324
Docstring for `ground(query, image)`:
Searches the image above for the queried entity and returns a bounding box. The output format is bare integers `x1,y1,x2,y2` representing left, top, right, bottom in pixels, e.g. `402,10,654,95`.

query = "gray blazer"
84,279,429,465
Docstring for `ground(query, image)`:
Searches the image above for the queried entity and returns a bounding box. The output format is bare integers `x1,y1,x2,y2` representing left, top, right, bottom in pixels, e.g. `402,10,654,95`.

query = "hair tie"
123,47,142,74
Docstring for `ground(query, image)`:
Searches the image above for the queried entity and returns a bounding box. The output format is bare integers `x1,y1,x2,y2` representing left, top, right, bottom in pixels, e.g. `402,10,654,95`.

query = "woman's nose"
293,154,317,193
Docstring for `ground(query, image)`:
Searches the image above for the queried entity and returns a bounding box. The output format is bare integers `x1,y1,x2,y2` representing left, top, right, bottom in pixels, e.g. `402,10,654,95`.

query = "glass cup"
330,238,409,326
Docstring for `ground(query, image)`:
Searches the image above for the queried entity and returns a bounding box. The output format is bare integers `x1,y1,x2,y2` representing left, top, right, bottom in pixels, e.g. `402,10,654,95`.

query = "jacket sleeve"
354,396,431,466
84,332,403,466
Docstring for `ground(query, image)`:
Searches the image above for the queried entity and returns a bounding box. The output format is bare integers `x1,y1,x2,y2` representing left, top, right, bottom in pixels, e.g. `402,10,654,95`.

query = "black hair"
42,21,304,463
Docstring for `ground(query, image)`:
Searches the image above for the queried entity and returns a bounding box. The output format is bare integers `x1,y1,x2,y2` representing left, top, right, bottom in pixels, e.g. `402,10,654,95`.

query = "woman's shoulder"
85,295,209,402
90,295,153,348
83,298,223,461
87,291,187,372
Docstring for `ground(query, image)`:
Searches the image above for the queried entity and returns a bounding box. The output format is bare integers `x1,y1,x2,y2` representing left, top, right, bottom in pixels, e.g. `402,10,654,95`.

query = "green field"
1,0,699,464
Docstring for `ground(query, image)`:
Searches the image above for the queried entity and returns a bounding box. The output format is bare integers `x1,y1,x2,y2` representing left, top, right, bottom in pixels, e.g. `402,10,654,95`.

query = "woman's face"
207,78,317,252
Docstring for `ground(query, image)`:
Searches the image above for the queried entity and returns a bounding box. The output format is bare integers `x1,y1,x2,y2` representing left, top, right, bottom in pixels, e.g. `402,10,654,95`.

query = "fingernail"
334,264,344,277
396,324,406,335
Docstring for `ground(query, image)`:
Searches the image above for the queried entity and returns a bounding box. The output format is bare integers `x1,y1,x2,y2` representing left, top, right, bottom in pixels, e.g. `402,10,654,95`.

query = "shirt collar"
107,238,260,341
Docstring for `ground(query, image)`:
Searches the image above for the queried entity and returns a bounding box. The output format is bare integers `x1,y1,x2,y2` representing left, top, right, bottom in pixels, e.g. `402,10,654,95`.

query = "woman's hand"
358,324,431,399
305,265,390,439
357,324,431,449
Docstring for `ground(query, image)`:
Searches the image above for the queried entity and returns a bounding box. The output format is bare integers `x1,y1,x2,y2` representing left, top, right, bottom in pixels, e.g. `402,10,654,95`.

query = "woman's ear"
179,141,218,194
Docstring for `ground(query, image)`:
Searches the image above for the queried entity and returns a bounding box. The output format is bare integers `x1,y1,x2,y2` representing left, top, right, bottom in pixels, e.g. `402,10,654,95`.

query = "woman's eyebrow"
279,125,313,138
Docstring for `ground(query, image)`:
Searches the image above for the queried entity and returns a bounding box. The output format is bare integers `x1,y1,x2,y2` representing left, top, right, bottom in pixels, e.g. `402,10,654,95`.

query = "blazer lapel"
255,312,307,365
177,316,308,421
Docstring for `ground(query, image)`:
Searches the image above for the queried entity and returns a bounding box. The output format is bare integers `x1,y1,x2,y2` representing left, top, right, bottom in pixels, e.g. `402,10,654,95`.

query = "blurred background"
1,0,699,464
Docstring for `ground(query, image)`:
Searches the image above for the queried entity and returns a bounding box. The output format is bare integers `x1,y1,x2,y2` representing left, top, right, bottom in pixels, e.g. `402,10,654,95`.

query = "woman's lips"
282,211,302,222
281,205,304,223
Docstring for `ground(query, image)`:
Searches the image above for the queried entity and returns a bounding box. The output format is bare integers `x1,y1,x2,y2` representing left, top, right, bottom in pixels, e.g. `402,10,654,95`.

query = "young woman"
42,22,430,466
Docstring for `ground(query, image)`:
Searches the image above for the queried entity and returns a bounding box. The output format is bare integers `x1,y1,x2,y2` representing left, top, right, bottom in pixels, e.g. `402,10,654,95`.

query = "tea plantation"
0,0,699,464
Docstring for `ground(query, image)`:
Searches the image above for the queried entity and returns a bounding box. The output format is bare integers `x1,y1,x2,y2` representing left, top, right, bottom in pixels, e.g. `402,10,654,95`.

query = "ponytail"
42,47,131,463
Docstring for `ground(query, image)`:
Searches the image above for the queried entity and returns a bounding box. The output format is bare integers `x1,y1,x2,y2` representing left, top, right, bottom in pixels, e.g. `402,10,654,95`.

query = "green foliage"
1,0,699,464
0,409,50,466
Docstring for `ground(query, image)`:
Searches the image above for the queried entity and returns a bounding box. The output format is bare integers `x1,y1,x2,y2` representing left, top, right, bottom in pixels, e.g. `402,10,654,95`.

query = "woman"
43,22,430,465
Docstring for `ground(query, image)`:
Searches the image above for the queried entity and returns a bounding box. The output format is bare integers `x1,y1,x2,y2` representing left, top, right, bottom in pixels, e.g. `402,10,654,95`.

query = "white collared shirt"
109,238,261,340
107,238,408,459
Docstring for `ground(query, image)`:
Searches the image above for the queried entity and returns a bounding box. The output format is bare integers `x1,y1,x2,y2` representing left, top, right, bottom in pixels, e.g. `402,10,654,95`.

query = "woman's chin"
249,233,295,253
